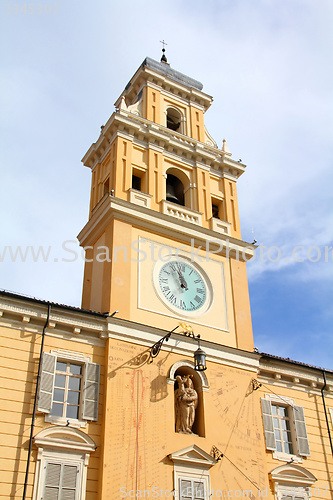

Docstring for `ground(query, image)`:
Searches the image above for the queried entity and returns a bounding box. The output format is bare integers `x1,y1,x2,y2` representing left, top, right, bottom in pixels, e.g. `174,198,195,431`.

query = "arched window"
33,426,96,500
169,360,208,438
166,173,185,206
166,107,182,133
270,464,317,500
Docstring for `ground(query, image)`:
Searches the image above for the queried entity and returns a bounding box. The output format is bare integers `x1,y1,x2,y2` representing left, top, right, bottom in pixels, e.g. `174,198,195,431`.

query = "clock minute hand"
176,264,188,291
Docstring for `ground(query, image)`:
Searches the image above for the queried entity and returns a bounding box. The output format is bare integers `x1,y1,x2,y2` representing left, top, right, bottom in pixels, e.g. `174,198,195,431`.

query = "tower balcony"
162,200,202,225
209,217,231,236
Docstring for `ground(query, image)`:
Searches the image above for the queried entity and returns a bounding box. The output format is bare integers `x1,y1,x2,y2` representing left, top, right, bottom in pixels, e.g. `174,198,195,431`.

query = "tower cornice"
116,57,213,111
82,110,246,180
77,195,255,262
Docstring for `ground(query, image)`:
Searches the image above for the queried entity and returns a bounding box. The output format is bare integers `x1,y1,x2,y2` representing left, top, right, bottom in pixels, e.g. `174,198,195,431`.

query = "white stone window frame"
169,444,216,500
39,349,99,428
270,464,317,500
32,426,96,500
263,394,309,463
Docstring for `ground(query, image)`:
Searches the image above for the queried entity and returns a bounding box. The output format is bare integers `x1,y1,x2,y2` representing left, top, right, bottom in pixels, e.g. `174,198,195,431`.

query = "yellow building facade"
1,56,333,500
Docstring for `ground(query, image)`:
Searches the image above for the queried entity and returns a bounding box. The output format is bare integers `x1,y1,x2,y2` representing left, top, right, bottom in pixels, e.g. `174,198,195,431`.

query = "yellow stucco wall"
1,312,333,500
0,321,104,500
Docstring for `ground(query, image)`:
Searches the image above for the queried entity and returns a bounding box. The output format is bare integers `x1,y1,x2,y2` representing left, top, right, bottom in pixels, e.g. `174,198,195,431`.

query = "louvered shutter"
61,464,78,500
261,398,276,450
82,362,100,421
293,405,310,456
44,462,61,500
44,462,78,500
37,353,56,413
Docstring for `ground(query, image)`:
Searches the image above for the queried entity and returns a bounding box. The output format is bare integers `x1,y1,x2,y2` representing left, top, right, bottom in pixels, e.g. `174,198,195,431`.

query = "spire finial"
160,39,168,63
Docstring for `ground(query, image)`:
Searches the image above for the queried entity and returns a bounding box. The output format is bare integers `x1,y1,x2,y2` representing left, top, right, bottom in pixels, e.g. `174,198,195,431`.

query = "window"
272,404,294,454
103,178,109,196
43,460,79,500
261,396,310,461
169,444,215,500
212,204,220,219
270,464,317,500
211,198,224,220
33,426,96,500
52,361,82,420
179,478,205,499
132,174,142,191
38,351,100,426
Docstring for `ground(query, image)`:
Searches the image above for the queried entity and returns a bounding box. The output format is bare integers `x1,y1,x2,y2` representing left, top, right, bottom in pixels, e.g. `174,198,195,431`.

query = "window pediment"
34,426,96,453
270,464,317,486
169,444,216,469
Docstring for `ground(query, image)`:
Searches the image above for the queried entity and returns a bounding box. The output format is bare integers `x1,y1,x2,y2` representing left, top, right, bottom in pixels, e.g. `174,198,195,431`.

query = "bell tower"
78,54,255,351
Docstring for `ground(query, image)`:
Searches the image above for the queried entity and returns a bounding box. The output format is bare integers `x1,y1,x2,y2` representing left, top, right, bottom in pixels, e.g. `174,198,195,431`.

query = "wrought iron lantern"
194,345,207,371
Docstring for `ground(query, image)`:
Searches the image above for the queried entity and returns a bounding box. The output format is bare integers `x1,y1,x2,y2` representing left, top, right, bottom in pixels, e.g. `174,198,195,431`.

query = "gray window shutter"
62,464,79,499
44,462,61,500
293,405,310,456
261,398,276,450
37,353,56,413
44,462,78,500
82,362,100,421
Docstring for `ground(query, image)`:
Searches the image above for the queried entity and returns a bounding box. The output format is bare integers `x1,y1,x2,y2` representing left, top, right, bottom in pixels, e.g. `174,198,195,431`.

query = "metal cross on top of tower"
160,39,168,63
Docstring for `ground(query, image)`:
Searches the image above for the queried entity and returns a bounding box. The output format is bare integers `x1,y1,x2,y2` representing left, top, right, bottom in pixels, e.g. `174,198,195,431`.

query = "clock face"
153,257,213,317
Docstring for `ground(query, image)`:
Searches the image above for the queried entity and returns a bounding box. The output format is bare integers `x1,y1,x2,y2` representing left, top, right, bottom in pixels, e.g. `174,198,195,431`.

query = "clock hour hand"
176,264,188,291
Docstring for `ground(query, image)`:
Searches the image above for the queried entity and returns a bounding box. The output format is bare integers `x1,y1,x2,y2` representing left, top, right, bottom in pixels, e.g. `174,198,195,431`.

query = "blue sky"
1,0,332,369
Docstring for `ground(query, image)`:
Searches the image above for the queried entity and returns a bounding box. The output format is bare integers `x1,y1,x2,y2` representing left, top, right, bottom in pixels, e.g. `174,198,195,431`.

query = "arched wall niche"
168,360,208,438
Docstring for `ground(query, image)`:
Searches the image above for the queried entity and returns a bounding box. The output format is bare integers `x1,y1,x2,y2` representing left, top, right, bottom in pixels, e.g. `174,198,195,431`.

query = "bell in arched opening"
166,108,182,132
166,174,185,206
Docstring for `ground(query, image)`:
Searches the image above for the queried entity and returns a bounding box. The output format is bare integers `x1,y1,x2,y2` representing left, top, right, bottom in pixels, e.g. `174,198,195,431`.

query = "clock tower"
78,55,255,351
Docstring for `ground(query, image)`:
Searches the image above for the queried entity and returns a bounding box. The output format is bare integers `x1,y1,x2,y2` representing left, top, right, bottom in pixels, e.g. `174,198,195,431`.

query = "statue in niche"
175,374,198,434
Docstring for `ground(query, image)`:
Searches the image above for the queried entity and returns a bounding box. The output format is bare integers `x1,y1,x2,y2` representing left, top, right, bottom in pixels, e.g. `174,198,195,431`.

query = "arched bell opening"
166,174,185,206
173,365,205,437
166,107,182,133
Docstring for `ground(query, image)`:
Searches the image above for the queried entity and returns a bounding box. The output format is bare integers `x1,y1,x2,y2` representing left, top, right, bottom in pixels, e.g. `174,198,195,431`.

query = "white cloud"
1,0,332,365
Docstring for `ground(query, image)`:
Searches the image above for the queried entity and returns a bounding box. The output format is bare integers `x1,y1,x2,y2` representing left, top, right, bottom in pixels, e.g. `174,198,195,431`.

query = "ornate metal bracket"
251,378,262,391
211,445,223,462
148,326,179,364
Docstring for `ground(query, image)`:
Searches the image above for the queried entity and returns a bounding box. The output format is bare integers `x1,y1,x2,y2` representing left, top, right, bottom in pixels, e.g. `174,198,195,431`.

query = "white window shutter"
261,398,276,450
180,479,192,500
82,362,100,421
37,353,56,413
179,479,205,500
293,405,310,456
